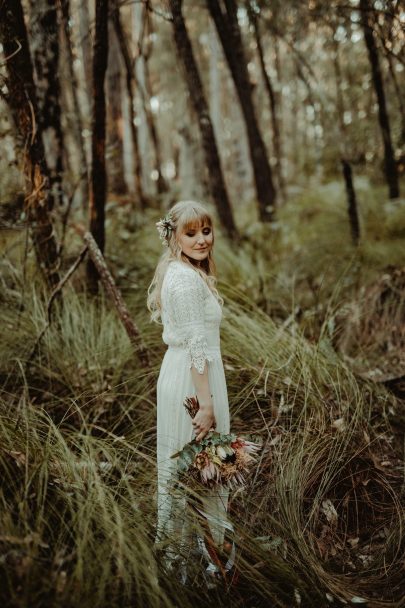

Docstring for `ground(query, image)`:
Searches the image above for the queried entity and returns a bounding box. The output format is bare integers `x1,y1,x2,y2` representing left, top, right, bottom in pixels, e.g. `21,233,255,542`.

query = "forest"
0,0,404,606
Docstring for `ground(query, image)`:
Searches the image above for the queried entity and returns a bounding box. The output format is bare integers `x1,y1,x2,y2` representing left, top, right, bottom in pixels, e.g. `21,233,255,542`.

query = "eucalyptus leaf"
177,457,189,473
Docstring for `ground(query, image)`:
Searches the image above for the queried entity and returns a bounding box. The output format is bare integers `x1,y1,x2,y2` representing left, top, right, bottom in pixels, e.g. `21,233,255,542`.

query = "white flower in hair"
156,212,175,245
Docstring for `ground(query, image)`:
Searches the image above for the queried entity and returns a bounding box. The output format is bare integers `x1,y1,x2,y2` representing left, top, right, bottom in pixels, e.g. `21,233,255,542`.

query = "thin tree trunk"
59,0,89,209
207,0,277,222
169,0,238,240
341,160,360,246
141,7,168,194
78,0,93,103
28,0,65,208
359,0,399,199
87,0,109,292
332,38,361,243
111,5,146,208
247,4,286,204
0,0,61,287
380,34,405,147
106,23,127,195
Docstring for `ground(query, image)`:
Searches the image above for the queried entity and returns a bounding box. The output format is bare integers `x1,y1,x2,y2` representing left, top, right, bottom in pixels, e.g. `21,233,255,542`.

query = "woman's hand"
192,404,216,442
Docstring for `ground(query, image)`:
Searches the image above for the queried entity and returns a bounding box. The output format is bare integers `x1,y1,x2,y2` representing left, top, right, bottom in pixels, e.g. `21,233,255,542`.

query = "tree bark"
0,0,61,288
28,0,65,208
359,0,399,199
111,5,146,208
58,0,89,209
168,0,238,240
106,22,127,195
247,4,286,204
341,160,360,246
78,0,93,104
139,6,168,195
207,0,277,221
87,0,109,292
84,232,150,367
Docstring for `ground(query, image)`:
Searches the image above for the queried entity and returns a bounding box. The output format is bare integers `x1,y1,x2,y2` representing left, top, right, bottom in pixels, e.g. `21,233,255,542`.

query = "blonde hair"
147,200,222,322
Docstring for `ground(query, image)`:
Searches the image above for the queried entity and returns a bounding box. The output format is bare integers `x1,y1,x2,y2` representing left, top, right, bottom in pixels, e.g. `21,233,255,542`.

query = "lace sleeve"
167,266,212,374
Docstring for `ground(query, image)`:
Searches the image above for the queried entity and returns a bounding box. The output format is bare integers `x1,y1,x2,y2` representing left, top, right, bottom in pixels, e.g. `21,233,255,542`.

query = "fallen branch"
84,231,150,368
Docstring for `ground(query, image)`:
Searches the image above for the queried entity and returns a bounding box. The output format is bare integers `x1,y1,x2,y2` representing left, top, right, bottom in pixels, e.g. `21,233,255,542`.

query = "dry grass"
0,181,403,607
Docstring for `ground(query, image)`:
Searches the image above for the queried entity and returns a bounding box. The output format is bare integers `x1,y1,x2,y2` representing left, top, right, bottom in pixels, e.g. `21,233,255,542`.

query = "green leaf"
181,449,195,465
177,457,189,473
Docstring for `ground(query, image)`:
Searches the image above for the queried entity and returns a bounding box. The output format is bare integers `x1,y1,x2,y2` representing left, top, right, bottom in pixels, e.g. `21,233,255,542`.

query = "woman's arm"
190,364,215,442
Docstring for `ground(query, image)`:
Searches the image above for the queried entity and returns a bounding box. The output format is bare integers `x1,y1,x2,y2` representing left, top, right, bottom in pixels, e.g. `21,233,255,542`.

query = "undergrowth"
0,181,404,607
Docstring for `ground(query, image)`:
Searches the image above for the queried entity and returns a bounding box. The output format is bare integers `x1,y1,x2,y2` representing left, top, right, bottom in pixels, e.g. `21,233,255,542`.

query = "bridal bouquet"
171,396,261,489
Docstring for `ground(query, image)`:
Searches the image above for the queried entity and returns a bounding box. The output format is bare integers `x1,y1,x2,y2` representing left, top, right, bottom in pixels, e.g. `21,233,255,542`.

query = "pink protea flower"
240,440,261,454
200,461,220,483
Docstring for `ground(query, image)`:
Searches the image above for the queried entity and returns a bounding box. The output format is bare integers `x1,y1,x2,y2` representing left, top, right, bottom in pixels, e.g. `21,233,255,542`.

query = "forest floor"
0,178,404,608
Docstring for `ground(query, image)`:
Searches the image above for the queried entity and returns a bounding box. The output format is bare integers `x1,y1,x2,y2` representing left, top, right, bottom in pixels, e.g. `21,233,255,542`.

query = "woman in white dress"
147,200,232,580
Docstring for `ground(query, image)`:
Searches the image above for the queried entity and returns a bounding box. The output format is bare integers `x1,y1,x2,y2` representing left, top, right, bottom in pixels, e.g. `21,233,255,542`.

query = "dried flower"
156,212,175,245
216,446,228,460
170,395,262,489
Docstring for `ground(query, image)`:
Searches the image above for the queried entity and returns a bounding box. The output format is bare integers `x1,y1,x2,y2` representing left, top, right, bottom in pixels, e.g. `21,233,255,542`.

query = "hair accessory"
156,212,175,245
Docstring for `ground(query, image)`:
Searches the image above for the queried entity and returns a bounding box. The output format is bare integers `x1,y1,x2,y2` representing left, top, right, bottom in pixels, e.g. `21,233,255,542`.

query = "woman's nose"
197,233,205,243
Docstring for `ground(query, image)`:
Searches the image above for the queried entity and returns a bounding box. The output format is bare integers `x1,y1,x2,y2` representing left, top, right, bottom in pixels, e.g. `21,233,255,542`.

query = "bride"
147,200,233,582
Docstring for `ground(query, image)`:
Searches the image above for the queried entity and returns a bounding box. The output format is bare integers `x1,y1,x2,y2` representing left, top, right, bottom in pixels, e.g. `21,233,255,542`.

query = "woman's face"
178,222,213,262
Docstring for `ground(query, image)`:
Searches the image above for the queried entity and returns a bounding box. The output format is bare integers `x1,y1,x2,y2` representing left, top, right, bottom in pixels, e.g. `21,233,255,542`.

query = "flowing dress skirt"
155,345,231,569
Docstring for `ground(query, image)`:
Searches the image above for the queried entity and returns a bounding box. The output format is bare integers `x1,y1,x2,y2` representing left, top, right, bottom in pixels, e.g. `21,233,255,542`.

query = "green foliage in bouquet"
171,397,261,488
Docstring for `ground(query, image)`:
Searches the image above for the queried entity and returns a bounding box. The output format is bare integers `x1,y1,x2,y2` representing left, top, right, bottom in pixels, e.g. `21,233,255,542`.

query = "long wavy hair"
147,200,222,323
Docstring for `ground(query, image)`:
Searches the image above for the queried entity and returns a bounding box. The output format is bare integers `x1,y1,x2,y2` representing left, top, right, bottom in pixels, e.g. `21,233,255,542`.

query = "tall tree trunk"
87,0,109,291
58,0,89,209
111,5,146,208
168,0,238,240
141,6,168,194
359,0,399,199
247,4,286,204
28,0,65,208
106,23,127,195
207,0,277,222
0,0,61,287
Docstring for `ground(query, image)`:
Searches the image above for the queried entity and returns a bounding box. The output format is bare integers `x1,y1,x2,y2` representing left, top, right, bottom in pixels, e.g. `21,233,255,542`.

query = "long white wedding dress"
155,259,232,577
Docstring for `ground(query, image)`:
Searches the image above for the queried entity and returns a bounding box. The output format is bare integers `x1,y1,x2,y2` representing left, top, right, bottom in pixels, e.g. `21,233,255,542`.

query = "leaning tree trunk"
169,0,238,240
359,0,399,199
248,4,286,204
86,0,109,292
28,0,65,208
0,0,61,288
207,0,277,222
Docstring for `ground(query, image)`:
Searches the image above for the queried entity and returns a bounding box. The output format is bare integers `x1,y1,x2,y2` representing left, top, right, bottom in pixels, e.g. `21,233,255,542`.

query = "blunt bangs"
177,210,212,234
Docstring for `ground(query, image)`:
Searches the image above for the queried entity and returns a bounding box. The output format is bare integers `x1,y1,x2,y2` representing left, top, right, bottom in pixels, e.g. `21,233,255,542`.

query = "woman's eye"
203,228,211,235
186,232,195,237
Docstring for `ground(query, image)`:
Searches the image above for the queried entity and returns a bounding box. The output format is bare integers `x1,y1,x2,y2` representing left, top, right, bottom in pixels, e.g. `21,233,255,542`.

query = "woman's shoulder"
166,260,198,277
164,261,206,288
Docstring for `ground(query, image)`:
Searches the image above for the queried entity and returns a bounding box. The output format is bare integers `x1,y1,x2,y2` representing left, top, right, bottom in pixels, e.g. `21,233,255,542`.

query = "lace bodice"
160,261,222,374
